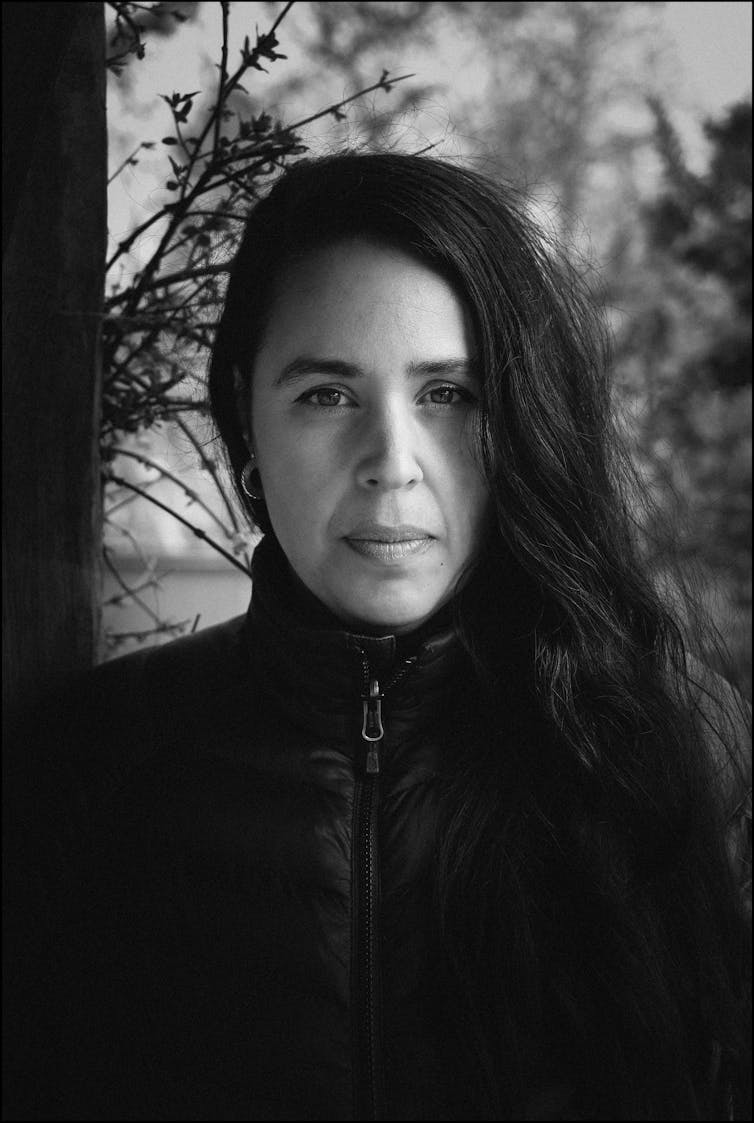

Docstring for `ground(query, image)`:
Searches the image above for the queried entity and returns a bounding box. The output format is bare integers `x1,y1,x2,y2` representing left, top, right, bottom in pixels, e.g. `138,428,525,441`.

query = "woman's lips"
345,536,434,562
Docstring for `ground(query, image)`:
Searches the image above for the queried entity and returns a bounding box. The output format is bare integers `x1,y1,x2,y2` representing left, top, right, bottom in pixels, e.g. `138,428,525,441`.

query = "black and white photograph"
3,2,751,1119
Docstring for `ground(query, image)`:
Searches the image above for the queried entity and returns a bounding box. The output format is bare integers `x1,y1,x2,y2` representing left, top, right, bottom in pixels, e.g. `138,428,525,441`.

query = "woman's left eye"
422,384,473,406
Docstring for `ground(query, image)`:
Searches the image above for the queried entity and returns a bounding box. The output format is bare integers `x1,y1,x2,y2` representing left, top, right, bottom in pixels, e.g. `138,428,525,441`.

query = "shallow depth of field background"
101,1,752,696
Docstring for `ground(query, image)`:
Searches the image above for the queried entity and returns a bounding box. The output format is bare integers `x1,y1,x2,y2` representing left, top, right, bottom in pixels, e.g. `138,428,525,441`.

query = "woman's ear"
233,365,251,448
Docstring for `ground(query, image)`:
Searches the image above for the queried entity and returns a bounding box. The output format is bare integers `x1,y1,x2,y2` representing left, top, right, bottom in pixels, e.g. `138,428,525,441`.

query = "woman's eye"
424,384,473,406
299,387,349,408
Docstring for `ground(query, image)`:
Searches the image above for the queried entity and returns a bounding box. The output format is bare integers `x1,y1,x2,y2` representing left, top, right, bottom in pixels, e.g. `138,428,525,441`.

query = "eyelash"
296,384,476,409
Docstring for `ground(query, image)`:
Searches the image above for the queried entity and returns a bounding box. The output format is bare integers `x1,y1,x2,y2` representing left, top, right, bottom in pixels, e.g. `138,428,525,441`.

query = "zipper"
353,650,417,1119
359,654,418,775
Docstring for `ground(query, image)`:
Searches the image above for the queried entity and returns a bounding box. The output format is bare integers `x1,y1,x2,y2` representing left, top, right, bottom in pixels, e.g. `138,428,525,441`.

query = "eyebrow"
273,356,477,387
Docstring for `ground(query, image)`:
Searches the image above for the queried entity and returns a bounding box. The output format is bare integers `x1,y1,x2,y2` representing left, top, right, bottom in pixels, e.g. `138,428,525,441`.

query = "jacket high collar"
245,533,465,747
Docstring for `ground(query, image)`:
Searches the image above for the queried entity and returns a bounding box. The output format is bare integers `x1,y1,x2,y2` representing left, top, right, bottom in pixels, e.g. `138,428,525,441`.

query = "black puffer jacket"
10,535,480,1121
7,535,751,1121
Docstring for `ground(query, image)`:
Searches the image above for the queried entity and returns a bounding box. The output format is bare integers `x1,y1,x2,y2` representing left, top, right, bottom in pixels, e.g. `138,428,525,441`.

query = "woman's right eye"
297,387,351,408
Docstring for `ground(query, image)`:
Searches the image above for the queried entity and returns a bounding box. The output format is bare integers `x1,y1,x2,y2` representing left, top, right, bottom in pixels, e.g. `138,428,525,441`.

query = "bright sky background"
664,0,751,113
663,0,752,159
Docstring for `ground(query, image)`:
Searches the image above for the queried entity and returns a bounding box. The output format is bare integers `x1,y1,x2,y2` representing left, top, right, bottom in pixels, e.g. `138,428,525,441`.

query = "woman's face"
247,239,490,634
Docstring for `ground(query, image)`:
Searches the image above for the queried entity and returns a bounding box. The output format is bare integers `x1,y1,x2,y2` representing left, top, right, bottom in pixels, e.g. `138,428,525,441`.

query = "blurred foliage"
102,1,751,692
257,0,667,236
644,99,751,388
608,99,752,694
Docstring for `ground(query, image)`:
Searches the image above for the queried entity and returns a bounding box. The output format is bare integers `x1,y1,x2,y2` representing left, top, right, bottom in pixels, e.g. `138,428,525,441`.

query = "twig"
171,414,245,535
105,262,229,308
110,445,235,539
118,1,298,308
103,546,164,627
215,2,230,154
288,71,414,131
104,471,252,577
105,476,157,516
103,517,157,572
105,620,191,644
108,143,146,185
104,572,165,605
106,208,170,273
270,1,296,36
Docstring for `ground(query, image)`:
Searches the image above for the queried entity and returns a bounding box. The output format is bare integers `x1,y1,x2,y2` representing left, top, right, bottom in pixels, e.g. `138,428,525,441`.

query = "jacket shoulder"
59,614,255,812
94,612,248,692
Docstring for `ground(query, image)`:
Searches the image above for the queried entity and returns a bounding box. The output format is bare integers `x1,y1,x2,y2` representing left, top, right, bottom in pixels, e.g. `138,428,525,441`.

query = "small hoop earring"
241,458,264,502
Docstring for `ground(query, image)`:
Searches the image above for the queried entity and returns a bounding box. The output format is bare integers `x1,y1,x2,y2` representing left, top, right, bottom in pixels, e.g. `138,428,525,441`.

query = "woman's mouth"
344,536,434,562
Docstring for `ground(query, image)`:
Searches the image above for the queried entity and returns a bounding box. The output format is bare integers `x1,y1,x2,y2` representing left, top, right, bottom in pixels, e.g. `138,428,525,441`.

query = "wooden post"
2,3,106,723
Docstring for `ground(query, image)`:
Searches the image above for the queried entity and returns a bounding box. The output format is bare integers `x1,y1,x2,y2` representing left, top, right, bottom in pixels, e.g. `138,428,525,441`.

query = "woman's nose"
355,406,424,491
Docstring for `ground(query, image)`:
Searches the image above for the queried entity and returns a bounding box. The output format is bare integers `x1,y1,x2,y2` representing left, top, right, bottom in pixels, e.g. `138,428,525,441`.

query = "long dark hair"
209,153,750,1119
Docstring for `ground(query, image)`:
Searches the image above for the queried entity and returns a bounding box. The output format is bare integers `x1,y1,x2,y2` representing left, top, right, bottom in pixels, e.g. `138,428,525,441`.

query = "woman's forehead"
270,238,470,324
253,241,476,376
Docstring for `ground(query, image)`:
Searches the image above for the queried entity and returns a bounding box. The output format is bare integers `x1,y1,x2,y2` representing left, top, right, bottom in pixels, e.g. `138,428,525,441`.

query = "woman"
8,153,751,1121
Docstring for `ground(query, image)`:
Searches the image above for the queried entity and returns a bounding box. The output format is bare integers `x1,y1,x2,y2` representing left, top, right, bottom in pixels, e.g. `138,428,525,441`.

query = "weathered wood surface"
3,3,106,722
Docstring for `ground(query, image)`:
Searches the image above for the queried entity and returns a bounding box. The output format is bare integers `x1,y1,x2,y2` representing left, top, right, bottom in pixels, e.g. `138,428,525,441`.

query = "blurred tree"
256,1,667,246
609,98,752,694
646,99,751,390
455,0,664,237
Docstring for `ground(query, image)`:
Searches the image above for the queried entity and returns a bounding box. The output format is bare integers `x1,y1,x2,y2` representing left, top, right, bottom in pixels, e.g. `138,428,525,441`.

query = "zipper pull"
361,677,384,773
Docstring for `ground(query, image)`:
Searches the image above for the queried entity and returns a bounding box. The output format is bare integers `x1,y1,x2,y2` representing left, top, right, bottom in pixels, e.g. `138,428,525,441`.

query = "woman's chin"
330,590,450,636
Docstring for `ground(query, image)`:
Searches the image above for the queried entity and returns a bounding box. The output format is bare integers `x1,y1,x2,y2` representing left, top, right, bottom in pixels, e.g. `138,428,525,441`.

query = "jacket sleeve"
3,648,157,1120
4,619,251,1120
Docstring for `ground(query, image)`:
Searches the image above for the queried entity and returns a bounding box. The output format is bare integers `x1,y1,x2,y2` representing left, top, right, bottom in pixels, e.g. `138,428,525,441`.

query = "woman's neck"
281,554,456,653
